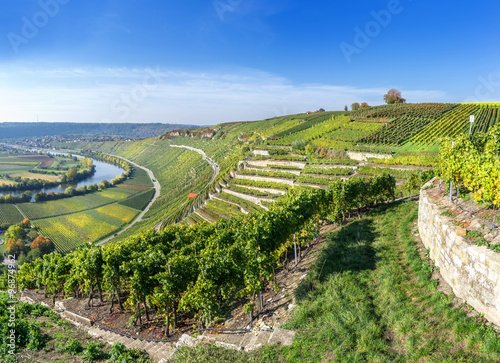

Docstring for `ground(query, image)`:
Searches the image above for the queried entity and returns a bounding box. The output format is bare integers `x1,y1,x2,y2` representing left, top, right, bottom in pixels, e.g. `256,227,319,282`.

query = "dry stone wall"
418,179,500,326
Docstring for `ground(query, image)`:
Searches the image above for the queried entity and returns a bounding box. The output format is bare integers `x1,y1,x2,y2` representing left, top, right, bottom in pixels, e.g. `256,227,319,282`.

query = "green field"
118,188,155,210
17,187,141,220
0,204,24,226
0,153,83,178
0,159,154,252
33,205,138,254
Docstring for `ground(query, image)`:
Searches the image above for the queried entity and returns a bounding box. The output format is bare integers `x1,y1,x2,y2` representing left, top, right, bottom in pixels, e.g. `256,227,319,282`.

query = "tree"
6,238,27,257
5,225,26,241
360,102,369,109
384,89,406,104
22,219,30,228
31,236,55,255
65,167,78,182
351,102,360,111
344,105,348,112
98,180,111,190
34,193,43,202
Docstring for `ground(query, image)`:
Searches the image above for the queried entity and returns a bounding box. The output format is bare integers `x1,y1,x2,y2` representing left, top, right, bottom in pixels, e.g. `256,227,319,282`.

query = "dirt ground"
14,154,56,168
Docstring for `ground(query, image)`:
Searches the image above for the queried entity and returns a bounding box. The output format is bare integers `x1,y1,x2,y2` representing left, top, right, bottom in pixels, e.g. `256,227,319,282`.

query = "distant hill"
0,122,201,139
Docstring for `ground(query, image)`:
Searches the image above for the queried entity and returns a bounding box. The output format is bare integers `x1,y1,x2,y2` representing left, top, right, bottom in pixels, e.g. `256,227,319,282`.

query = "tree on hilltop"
351,102,360,111
360,102,369,109
384,89,406,104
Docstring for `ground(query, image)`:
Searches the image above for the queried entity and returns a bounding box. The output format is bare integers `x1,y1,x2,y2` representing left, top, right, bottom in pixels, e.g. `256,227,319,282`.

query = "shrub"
292,139,307,151
65,338,83,355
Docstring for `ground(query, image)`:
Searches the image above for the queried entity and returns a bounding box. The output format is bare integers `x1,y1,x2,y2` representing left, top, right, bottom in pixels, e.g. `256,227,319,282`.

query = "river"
0,153,125,202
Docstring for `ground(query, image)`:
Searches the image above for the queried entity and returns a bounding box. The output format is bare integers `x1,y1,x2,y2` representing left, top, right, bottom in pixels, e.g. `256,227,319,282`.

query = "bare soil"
14,154,56,168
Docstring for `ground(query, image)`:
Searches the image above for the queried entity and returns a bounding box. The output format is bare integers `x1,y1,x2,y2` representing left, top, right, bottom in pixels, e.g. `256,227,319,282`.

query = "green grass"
0,234,6,254
0,165,33,174
174,202,500,362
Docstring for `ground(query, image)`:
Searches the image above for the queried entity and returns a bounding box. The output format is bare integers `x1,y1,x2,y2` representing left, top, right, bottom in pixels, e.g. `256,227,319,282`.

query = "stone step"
216,332,247,346
239,330,272,349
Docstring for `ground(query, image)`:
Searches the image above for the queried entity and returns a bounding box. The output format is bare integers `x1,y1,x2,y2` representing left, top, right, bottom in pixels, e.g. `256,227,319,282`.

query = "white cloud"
0,65,449,124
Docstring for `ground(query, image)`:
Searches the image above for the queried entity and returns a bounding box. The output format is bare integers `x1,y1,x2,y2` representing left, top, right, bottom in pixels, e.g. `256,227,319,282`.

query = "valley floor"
174,201,500,362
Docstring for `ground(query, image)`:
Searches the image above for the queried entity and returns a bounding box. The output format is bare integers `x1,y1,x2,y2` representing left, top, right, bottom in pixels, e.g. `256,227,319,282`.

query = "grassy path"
175,201,500,362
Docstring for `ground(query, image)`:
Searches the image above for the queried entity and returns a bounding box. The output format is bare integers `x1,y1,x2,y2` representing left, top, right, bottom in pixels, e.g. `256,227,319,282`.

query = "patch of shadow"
295,218,379,302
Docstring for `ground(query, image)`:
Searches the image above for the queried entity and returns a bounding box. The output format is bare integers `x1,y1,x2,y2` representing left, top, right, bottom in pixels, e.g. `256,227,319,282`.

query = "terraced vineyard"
302,166,353,176
15,104,500,359
42,103,494,238
349,103,409,120
358,103,457,145
267,116,352,146
238,168,297,179
183,153,432,226
271,112,338,138
314,121,384,149
411,104,482,144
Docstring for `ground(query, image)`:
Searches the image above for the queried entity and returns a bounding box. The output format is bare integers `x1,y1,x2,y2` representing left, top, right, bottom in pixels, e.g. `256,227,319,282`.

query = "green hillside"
48,102,496,236
5,102,499,362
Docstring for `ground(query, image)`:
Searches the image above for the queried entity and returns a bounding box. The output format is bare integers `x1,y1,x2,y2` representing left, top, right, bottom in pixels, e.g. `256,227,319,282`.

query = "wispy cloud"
0,65,449,124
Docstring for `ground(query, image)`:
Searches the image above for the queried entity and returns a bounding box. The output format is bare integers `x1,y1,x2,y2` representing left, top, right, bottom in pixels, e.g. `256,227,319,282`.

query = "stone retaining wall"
347,151,392,161
418,179,500,326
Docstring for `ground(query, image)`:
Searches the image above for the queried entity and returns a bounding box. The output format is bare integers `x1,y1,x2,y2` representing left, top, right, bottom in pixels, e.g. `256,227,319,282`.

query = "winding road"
96,155,161,245
98,144,219,243
153,145,220,231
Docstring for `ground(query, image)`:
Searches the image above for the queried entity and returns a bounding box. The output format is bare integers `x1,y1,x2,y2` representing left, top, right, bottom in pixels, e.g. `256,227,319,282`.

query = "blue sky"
1,0,499,125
